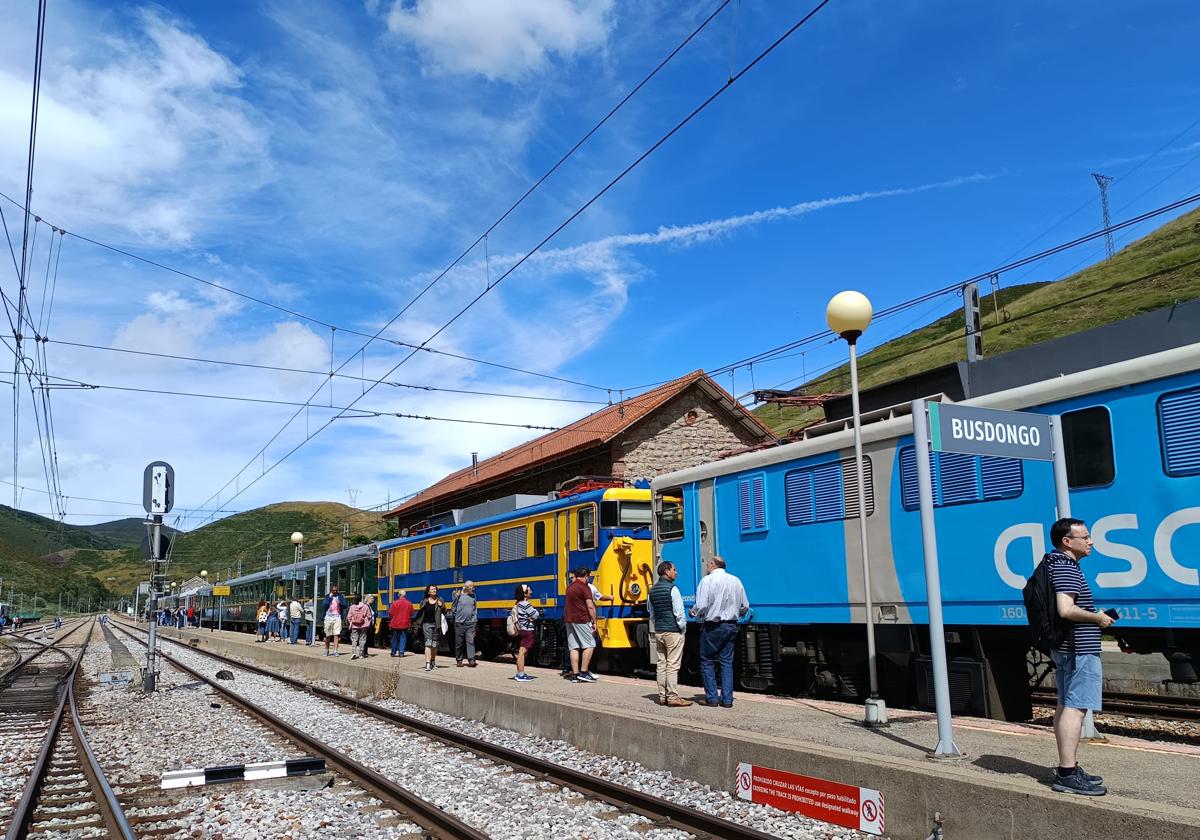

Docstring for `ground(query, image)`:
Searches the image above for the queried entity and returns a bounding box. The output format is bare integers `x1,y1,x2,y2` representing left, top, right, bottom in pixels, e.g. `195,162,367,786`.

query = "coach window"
1062,406,1115,488
577,506,596,550
533,521,546,556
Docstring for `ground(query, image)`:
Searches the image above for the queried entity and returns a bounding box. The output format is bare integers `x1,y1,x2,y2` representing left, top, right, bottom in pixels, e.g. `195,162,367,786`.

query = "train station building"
384,370,774,532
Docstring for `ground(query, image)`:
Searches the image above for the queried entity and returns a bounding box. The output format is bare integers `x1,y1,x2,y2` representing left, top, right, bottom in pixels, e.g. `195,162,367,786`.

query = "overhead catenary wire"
185,0,833,525
45,338,607,405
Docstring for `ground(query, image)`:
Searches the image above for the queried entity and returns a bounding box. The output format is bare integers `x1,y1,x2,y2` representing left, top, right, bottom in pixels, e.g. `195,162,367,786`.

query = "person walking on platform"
511,584,539,682
255,601,269,642
565,567,598,683
415,585,448,671
648,561,692,707
389,590,413,657
348,594,374,660
453,581,478,667
1046,518,1113,796
288,596,302,644
322,586,348,657
691,555,749,708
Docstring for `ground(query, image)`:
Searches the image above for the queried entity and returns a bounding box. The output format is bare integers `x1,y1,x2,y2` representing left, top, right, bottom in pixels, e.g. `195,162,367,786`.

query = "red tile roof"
385,370,772,519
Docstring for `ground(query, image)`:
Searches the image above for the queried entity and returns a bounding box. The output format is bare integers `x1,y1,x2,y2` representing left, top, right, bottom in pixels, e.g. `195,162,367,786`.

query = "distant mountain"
0,505,118,607
80,517,179,549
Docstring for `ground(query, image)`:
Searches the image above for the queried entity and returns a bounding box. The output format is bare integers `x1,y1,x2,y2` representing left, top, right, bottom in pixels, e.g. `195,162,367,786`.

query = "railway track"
1,621,134,840
113,620,781,840
1031,687,1200,722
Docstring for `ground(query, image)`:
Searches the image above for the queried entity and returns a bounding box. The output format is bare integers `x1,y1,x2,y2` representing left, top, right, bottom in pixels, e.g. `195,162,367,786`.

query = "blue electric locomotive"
652,337,1200,720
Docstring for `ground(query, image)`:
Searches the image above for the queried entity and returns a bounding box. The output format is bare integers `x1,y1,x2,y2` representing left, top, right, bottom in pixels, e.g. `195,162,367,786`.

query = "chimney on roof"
471,452,478,477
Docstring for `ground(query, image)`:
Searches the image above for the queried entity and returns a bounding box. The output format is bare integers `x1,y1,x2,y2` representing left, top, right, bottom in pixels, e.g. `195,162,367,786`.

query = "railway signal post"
142,460,174,692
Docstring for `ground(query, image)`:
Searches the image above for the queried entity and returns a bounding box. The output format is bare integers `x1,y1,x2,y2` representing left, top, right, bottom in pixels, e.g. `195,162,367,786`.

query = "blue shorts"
1052,651,1102,711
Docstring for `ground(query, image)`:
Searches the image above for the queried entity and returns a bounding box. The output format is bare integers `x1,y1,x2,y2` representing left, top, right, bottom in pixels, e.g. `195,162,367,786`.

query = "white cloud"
0,3,268,243
385,0,614,81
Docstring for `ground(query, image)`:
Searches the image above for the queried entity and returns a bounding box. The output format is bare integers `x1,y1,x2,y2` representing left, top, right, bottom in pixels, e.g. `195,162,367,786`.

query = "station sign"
928,402,1054,461
212,585,231,596
735,762,883,835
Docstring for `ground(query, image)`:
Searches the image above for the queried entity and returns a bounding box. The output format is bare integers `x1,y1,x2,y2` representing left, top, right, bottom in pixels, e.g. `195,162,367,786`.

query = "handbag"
439,610,449,635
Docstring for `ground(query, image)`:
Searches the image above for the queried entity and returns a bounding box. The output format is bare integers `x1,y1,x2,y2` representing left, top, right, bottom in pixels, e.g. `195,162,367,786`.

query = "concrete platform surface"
128,620,1200,840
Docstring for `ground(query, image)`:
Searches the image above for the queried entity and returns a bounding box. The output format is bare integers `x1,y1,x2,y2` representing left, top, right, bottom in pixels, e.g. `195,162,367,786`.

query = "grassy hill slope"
756,206,1200,435
0,502,389,603
94,502,390,593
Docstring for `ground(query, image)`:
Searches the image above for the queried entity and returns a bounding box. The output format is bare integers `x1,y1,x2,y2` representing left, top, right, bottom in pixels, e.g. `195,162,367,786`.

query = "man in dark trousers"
690,555,749,708
1048,517,1114,796
452,581,478,667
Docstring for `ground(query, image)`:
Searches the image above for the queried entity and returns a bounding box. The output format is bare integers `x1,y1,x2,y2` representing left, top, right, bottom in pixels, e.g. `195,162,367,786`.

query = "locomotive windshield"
600,501,653,528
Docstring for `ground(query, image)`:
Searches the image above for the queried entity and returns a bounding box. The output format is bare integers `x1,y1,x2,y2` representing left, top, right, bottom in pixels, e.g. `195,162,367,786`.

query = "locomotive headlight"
630,583,641,597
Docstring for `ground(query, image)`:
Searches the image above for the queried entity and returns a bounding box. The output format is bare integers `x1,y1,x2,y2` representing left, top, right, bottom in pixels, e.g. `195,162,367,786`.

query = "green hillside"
94,502,391,594
0,505,118,609
0,501,390,605
756,205,1200,435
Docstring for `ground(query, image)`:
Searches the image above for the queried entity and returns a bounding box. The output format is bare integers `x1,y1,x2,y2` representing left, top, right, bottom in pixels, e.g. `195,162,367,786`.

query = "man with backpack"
1029,518,1115,796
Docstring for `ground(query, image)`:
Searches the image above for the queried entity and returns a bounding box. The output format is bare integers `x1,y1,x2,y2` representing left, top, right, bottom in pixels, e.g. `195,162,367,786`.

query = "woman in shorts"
414,585,447,672
512,584,539,682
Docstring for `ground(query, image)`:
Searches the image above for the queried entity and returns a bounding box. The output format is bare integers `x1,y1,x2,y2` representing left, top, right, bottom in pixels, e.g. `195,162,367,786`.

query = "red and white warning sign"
735,762,884,836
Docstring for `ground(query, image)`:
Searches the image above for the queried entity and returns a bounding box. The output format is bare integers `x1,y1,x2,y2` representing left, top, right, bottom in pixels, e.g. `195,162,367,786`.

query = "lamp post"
826,290,888,726
199,570,208,628
291,532,305,643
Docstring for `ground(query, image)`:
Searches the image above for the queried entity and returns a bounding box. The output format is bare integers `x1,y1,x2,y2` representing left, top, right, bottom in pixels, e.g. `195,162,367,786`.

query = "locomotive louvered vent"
738,473,768,533
783,457,873,525
916,656,986,716
498,525,526,562
430,542,451,571
899,447,1024,511
409,546,427,574
1160,386,1200,476
468,532,492,565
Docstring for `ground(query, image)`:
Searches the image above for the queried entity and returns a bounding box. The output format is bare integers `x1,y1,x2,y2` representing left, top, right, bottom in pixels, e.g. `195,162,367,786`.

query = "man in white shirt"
690,555,749,708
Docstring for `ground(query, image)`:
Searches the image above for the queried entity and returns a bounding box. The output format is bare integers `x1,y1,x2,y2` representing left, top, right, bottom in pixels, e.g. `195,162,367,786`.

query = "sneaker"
467,661,477,667
578,671,597,682
1051,769,1107,796
570,675,584,683
559,669,572,676
456,660,465,667
351,655,359,660
1076,765,1103,785
331,652,341,657
515,673,536,682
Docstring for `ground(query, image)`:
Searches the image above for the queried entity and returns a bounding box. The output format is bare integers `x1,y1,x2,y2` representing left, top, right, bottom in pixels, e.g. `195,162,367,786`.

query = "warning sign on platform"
735,762,884,836
212,585,231,596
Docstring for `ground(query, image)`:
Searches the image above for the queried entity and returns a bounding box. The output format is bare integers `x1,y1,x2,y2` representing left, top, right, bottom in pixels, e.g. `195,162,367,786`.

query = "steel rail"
1031,688,1200,723
3,620,119,840
115,621,778,840
111,624,486,840
69,675,137,839
0,619,88,684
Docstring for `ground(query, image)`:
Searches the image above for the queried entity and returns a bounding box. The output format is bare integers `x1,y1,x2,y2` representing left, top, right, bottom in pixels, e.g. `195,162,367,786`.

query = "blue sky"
1,0,1198,530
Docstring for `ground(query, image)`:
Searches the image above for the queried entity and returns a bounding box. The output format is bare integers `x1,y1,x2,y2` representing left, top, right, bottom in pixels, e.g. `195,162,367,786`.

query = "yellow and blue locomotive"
376,487,655,667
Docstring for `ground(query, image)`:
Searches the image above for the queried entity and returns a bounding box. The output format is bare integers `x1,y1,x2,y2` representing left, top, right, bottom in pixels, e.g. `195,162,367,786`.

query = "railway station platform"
125,619,1200,840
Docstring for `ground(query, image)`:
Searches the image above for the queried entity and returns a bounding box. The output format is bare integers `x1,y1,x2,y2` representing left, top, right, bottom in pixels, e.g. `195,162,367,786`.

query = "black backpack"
1023,555,1068,653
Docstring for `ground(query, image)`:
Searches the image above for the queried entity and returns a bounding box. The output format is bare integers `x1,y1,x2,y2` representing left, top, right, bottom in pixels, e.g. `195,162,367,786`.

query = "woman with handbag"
415,585,448,672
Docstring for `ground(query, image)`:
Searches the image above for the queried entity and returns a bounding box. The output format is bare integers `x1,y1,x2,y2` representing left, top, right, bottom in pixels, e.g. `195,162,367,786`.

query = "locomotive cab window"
577,506,596,550
601,500,653,529
655,491,684,541
1062,406,1115,488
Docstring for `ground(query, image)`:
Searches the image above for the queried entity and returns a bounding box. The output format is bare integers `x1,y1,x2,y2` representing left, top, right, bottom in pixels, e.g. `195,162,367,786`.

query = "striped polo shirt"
1048,551,1102,656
